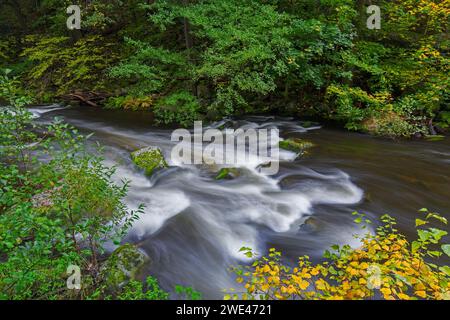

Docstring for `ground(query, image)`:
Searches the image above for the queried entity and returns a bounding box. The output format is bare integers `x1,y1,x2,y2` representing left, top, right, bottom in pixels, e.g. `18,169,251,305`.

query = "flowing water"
31,105,450,299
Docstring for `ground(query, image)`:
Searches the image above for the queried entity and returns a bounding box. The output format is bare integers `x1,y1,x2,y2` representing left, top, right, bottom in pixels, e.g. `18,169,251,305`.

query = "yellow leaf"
342,281,350,290
298,280,310,291
415,290,427,298
397,293,410,300
415,283,426,291
310,267,319,276
380,288,391,296
316,279,328,291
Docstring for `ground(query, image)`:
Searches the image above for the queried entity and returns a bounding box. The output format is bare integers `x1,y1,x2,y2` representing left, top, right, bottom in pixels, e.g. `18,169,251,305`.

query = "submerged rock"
131,146,168,176
279,138,314,154
100,244,148,291
300,217,321,232
215,167,240,180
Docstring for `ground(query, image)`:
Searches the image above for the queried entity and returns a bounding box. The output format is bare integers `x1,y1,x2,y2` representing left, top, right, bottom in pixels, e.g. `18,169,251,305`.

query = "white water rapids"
31,106,366,298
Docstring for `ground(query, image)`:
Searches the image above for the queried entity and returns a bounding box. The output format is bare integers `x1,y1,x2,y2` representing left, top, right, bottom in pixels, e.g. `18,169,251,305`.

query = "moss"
215,168,240,180
131,146,167,176
279,138,314,153
100,244,148,292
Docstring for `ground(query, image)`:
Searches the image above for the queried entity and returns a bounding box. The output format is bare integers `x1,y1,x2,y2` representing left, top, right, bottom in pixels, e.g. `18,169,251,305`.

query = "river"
30,104,450,299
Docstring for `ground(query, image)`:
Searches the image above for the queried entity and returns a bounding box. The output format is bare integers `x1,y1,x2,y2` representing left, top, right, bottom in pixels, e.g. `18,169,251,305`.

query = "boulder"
100,244,149,291
279,138,314,154
300,217,321,232
131,146,168,176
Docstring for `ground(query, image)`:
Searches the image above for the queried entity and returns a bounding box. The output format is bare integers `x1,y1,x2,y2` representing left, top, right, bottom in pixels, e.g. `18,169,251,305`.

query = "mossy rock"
100,244,148,292
300,217,321,232
215,167,240,180
131,146,168,176
299,121,320,128
279,138,314,153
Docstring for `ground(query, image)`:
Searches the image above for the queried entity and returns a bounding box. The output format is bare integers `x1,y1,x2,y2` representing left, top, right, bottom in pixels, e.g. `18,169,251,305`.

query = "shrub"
105,95,154,111
21,35,120,98
154,91,202,127
0,77,143,299
229,210,450,300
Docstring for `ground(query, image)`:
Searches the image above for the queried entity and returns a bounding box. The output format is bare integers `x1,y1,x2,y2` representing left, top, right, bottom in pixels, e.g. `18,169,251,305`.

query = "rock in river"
279,138,314,154
100,244,149,292
131,146,168,176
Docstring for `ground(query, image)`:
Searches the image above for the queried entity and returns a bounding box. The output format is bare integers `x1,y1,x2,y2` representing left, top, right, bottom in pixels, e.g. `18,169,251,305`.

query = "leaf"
380,288,391,296
426,213,447,225
417,230,430,242
85,133,95,140
415,219,428,227
298,279,309,290
442,244,450,257
427,251,441,257
439,266,450,276
430,228,447,241
412,241,421,252
414,290,427,298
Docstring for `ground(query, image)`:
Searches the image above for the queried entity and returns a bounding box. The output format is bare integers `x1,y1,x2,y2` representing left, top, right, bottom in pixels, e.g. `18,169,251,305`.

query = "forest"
0,0,449,301
1,0,449,136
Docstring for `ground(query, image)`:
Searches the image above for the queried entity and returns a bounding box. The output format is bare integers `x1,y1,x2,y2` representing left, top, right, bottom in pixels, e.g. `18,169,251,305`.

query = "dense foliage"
0,70,202,300
229,210,450,300
0,0,448,136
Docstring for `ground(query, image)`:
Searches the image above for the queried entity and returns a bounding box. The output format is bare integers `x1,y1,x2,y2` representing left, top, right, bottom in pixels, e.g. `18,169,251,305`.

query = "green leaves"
442,245,450,258
412,241,422,253
0,96,145,299
239,246,256,258
154,91,202,127
418,228,448,244
175,285,202,300
439,266,450,277
21,35,119,97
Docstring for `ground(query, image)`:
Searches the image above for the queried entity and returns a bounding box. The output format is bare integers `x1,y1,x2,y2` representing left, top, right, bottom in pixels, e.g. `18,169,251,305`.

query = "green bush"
154,91,202,127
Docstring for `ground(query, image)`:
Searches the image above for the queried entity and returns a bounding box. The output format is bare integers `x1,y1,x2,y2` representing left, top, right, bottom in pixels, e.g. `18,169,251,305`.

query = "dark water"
31,105,450,299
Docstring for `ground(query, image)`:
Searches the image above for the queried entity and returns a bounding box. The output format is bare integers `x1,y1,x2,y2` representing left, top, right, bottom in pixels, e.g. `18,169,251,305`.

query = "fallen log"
66,93,98,107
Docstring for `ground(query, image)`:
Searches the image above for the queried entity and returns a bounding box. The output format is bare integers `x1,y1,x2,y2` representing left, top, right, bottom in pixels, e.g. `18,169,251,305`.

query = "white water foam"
28,104,70,118
97,119,363,262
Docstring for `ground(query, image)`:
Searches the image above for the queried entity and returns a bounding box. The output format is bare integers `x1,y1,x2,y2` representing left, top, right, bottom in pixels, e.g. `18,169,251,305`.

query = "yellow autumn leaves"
229,211,450,300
